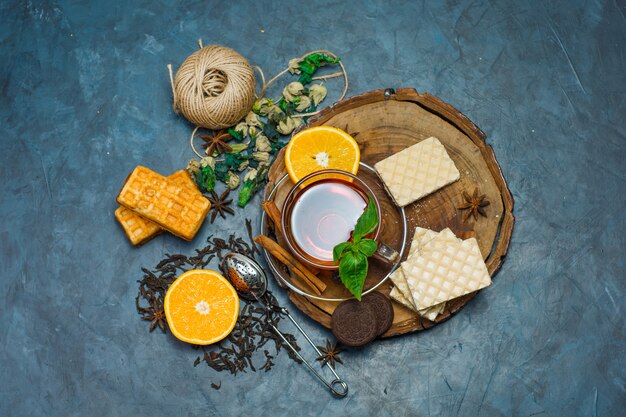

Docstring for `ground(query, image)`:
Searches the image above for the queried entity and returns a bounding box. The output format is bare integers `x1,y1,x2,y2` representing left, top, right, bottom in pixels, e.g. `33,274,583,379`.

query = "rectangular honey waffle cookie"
114,170,197,246
374,137,460,207
116,166,210,241
114,206,163,246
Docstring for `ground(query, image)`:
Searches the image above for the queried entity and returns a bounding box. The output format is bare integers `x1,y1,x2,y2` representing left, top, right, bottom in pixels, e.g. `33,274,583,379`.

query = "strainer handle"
268,320,348,397
278,307,347,391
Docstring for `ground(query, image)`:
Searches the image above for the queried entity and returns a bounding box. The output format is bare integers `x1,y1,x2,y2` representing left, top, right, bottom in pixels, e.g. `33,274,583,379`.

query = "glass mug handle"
373,242,400,264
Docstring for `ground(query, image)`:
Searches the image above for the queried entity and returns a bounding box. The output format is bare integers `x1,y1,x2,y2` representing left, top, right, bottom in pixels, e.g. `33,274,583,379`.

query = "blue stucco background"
1,0,624,416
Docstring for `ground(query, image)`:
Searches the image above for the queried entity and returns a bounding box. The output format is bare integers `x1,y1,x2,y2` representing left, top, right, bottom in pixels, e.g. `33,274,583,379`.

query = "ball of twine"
171,45,256,129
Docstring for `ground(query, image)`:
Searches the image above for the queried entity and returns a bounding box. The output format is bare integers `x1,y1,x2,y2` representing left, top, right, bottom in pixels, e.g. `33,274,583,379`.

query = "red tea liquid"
289,179,367,262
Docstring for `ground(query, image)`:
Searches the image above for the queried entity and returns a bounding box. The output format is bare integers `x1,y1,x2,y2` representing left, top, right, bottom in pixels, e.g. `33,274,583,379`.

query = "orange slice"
164,269,239,345
285,126,360,184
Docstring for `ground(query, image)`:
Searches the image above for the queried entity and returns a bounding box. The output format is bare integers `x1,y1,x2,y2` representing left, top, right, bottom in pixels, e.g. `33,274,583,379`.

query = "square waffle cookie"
390,285,416,309
389,285,446,321
389,227,438,309
402,229,491,310
389,227,447,320
116,166,210,241
114,170,197,246
374,137,460,207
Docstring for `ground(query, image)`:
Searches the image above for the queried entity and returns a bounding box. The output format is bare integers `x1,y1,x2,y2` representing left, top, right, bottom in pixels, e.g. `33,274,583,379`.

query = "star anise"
199,130,233,156
141,305,167,333
458,188,490,221
208,189,235,223
316,339,344,368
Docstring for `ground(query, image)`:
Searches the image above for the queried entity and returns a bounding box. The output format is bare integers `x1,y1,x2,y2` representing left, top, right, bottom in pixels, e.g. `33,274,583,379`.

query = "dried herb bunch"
135,220,303,375
186,52,342,207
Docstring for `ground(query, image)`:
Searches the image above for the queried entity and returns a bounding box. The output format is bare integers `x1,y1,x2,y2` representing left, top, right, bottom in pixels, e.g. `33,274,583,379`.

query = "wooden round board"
263,88,515,337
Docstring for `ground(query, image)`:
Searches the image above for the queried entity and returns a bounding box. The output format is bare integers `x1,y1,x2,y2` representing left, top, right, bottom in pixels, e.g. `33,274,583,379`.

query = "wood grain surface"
263,88,515,337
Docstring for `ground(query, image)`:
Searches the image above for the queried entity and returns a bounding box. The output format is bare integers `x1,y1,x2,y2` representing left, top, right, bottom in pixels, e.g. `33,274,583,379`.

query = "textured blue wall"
1,0,624,416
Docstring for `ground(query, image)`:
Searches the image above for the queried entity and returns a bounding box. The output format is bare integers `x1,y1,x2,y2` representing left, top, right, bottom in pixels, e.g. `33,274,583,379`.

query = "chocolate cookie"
331,299,378,347
362,291,394,336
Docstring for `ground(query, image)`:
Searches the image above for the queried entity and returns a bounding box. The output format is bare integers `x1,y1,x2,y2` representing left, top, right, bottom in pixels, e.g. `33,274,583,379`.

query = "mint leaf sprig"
332,195,378,301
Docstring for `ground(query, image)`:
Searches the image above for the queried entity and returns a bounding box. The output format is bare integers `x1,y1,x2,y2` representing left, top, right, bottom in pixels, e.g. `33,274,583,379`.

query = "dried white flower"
288,58,302,74
282,82,304,102
295,95,311,112
251,151,270,163
267,105,284,123
237,160,249,172
225,171,240,190
255,134,272,152
245,111,262,127
186,159,201,177
234,121,248,137
200,156,215,169
252,98,274,116
276,116,303,135
244,168,258,182
308,83,327,106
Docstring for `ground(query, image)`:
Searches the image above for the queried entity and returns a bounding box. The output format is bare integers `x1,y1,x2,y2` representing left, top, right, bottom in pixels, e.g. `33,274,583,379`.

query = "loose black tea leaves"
135,223,302,377
193,290,302,376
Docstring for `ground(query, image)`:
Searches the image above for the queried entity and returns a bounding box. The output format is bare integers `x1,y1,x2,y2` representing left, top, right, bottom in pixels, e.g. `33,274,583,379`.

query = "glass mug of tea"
280,169,399,270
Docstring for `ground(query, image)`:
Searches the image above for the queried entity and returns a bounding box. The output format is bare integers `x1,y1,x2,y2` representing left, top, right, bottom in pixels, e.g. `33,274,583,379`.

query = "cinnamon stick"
262,200,320,275
254,234,327,295
262,200,283,234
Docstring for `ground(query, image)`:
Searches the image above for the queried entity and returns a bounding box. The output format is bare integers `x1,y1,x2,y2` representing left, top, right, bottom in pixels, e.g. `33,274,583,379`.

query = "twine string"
169,42,256,130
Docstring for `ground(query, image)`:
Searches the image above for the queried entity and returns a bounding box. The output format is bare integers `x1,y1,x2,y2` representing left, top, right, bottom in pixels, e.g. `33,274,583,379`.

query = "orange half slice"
164,269,239,345
285,126,360,184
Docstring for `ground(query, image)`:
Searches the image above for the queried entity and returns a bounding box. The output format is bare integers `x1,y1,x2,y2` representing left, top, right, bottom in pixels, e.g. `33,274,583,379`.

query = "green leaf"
298,73,313,85
295,53,341,86
196,165,216,192
226,143,248,154
263,123,280,141
193,171,203,190
237,179,254,207
284,102,297,117
223,154,249,173
356,238,377,257
333,241,352,264
214,162,229,182
352,195,378,240
228,128,243,141
278,98,288,112
303,53,340,67
338,251,368,301
236,164,269,207
298,61,317,75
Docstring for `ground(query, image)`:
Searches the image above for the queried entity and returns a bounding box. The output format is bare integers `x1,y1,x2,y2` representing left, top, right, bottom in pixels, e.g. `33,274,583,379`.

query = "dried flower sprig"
188,52,341,207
